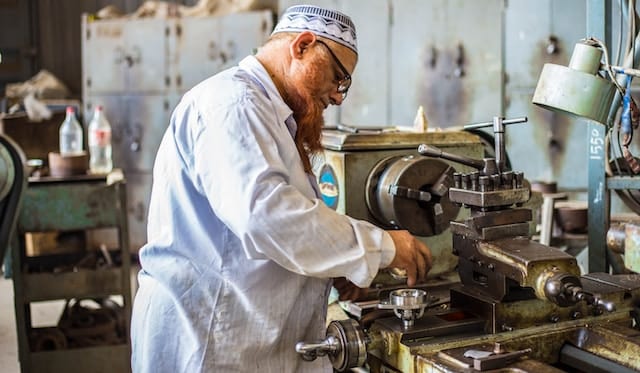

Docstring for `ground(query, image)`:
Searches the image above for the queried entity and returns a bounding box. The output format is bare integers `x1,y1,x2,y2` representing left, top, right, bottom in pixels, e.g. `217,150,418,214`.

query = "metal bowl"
555,200,588,233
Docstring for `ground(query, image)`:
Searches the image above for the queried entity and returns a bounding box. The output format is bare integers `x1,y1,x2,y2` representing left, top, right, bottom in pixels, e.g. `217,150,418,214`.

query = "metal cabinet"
11,177,132,373
82,11,274,252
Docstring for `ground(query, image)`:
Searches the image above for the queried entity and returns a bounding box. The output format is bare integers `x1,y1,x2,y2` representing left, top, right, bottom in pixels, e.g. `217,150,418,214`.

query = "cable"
584,38,627,96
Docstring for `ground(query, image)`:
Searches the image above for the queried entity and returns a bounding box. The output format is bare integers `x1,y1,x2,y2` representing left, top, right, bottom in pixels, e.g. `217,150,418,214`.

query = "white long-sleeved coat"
130,55,395,372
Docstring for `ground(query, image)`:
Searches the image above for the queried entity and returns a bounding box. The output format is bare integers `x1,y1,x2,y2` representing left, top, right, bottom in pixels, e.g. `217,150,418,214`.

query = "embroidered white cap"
272,5,358,54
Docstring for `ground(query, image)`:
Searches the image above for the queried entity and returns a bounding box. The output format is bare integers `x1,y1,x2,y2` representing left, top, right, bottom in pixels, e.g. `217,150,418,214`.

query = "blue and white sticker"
318,164,339,210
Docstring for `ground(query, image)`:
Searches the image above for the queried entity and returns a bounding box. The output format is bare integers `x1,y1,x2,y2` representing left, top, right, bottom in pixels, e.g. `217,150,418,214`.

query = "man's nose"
329,91,346,106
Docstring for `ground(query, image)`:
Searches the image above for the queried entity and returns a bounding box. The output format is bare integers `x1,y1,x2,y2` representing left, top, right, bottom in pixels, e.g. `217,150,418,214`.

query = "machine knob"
543,272,616,311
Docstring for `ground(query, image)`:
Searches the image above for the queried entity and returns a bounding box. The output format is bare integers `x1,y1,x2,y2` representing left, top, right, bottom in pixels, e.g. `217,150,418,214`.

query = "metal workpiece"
377,289,432,329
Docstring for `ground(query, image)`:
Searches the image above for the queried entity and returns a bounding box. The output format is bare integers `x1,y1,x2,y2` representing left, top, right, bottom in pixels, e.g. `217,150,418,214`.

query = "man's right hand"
385,230,433,286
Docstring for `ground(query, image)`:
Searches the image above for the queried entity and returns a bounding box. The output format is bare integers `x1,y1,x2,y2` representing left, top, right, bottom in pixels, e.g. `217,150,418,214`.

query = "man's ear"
290,31,317,60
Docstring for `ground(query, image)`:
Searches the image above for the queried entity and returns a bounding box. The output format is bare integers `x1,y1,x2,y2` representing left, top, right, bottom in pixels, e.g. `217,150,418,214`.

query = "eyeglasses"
315,39,352,97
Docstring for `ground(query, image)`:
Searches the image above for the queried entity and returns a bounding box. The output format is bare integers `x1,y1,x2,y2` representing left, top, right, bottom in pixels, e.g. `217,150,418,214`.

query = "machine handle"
463,116,528,130
388,185,432,202
418,144,485,170
295,336,339,361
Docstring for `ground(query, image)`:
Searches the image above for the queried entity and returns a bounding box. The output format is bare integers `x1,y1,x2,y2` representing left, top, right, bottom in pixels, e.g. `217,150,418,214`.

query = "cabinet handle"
125,46,142,67
208,41,218,61
454,43,465,77
220,40,237,64
127,122,143,152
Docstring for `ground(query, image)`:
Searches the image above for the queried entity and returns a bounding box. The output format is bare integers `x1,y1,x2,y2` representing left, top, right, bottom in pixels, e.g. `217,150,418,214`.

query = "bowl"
555,201,588,233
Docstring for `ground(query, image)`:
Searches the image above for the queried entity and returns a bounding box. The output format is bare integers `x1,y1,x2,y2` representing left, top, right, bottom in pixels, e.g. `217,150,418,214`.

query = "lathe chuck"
366,155,459,236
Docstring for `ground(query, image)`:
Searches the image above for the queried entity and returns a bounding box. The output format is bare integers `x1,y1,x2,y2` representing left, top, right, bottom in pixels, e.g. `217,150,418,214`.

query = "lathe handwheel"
327,319,367,372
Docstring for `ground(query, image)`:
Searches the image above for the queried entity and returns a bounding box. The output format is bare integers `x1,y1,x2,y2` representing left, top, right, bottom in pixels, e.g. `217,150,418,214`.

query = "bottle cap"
66,106,74,114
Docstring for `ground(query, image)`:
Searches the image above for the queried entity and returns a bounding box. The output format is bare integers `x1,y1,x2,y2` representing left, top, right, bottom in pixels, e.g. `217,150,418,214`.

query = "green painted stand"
11,174,132,373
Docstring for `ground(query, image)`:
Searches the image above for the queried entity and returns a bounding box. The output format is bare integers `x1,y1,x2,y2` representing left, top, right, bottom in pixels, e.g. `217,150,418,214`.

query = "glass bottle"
59,106,83,155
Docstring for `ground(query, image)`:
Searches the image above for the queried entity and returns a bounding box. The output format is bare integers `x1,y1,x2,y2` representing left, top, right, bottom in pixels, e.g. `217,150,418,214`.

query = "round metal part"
0,143,15,201
568,42,603,74
326,319,367,372
389,288,427,309
365,155,459,236
543,272,583,307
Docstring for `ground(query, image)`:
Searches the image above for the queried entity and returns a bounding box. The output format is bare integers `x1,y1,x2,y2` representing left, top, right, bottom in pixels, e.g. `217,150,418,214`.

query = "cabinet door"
219,11,273,70
126,172,153,252
122,19,169,93
116,95,171,173
84,95,170,173
83,16,168,94
171,11,273,93
83,16,128,94
171,17,223,92
504,0,588,188
390,0,503,128
339,0,390,127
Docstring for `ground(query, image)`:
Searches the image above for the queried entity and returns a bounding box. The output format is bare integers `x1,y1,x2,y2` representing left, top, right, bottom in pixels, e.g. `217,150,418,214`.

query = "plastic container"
88,105,113,174
59,106,83,156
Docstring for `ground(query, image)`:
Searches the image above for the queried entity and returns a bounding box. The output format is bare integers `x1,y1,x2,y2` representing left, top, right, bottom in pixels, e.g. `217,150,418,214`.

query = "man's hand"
333,277,369,302
386,230,433,287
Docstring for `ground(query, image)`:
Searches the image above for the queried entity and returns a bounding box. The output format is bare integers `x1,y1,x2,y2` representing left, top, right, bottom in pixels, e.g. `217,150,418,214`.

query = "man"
131,5,433,372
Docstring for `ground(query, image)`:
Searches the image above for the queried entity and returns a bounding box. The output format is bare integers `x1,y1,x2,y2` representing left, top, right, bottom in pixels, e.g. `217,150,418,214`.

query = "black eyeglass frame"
315,39,352,96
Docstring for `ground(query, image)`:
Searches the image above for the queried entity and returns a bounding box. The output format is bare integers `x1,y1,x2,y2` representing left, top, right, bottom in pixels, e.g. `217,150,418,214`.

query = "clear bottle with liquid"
88,105,113,174
59,106,83,155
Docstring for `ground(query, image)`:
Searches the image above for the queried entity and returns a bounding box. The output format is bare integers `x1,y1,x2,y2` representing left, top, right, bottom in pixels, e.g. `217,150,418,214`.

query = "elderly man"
130,5,433,372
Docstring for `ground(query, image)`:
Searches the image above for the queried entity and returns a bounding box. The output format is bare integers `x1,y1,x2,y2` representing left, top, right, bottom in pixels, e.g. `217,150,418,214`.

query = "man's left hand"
333,277,369,302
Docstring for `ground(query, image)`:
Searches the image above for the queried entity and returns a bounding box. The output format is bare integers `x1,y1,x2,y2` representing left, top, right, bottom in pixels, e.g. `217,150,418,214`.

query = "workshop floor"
0,266,140,373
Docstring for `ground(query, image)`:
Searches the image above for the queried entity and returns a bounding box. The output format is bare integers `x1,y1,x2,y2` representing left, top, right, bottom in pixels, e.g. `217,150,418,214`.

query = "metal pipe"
560,344,638,373
462,116,527,130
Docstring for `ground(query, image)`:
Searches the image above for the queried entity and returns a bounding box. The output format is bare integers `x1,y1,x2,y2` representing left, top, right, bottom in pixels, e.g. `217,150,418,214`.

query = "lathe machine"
298,118,640,372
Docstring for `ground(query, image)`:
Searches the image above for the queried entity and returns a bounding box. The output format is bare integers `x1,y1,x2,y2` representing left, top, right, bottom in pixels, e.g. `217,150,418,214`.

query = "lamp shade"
532,43,616,125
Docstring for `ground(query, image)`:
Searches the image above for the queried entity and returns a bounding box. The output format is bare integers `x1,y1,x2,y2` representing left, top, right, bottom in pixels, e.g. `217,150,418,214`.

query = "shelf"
21,267,124,302
27,344,130,373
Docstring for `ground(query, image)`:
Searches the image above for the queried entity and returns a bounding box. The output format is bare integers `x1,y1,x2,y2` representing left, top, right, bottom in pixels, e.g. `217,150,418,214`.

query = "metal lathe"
298,117,640,372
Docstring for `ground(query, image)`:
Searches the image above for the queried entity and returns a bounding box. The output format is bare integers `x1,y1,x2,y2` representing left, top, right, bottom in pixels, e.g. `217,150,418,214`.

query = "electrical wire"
584,37,627,96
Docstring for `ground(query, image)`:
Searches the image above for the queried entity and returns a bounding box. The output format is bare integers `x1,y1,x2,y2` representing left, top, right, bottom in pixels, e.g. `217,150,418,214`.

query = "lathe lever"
388,184,432,202
295,336,339,361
